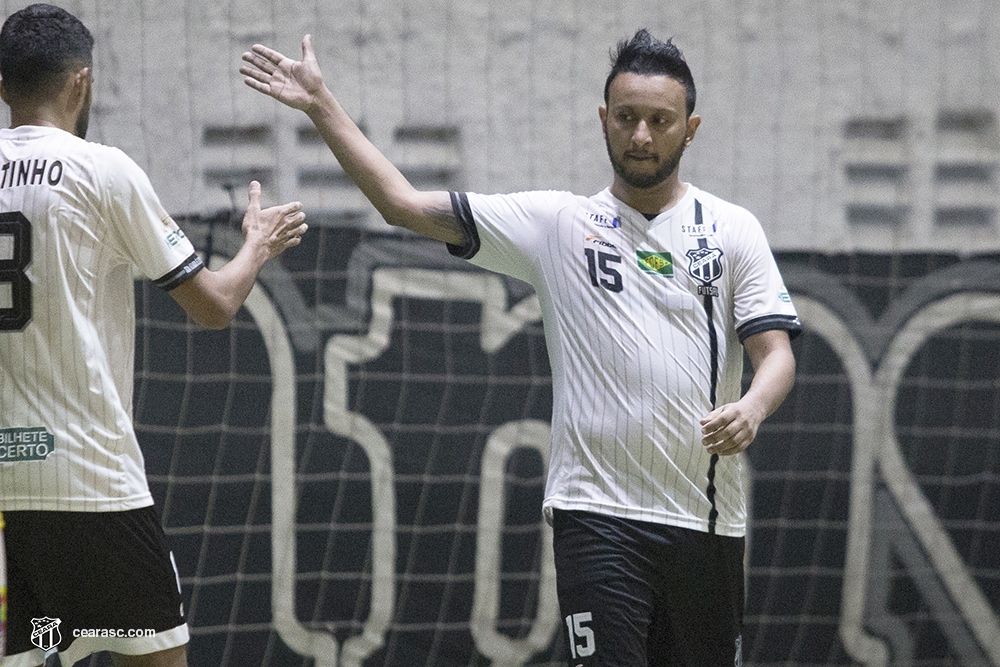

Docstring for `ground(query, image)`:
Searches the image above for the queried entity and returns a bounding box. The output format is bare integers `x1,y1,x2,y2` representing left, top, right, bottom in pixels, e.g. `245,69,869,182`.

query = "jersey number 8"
0,212,32,331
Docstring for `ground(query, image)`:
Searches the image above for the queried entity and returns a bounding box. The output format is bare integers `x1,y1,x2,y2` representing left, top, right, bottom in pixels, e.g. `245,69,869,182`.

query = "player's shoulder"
472,188,582,205
689,185,761,233
690,185,754,220
468,188,589,220
38,132,146,182
523,189,613,224
81,142,157,202
80,140,144,174
588,187,621,211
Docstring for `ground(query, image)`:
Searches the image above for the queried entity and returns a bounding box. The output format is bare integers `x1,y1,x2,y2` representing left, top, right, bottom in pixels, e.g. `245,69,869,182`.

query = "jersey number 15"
584,248,623,293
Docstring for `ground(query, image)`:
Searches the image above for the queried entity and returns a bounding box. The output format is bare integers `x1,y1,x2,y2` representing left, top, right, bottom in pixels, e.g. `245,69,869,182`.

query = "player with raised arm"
0,5,307,667
242,29,799,666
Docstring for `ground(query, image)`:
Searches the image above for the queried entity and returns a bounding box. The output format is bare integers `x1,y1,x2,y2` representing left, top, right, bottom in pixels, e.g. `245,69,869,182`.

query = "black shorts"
552,509,745,667
3,506,188,666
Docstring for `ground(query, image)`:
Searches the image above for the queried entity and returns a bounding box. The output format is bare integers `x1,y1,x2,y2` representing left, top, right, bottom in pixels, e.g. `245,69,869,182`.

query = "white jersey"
0,125,203,512
450,184,800,537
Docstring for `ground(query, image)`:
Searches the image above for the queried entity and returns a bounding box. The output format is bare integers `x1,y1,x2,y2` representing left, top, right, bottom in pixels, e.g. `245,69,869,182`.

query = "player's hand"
240,34,325,113
699,400,765,456
241,181,307,259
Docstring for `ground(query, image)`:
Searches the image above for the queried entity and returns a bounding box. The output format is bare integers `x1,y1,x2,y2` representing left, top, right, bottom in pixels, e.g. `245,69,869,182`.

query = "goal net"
110,227,1000,667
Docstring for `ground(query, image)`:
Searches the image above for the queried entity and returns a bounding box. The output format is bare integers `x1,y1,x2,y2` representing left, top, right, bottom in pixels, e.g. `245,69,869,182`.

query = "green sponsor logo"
0,427,55,462
637,251,674,277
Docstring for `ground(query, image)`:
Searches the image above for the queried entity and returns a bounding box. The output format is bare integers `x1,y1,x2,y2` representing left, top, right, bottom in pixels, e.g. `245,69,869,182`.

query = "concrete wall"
2,0,998,251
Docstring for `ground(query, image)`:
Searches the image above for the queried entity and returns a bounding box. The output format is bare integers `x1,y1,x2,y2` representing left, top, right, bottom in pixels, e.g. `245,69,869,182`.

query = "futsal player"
242,28,800,666
0,5,307,666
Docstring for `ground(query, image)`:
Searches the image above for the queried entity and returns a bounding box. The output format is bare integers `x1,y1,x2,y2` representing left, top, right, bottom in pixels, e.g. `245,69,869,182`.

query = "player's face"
601,73,698,190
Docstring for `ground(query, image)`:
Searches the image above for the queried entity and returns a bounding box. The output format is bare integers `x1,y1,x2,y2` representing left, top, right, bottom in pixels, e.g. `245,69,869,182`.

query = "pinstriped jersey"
450,184,800,537
0,125,203,512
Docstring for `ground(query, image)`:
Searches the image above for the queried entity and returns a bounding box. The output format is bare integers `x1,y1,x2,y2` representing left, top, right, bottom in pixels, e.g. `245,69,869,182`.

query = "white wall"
2,0,998,251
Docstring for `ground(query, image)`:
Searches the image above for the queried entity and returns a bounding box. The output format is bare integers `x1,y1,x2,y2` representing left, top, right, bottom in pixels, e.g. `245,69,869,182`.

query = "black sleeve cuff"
153,252,205,291
737,314,803,343
446,191,481,260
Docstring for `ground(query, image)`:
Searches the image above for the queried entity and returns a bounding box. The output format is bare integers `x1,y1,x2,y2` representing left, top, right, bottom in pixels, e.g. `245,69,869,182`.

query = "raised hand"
240,34,326,112
242,181,307,259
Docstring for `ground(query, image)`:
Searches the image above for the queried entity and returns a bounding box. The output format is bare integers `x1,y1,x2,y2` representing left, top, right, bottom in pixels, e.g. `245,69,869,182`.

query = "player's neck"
8,104,74,134
5,81,85,135
610,174,688,217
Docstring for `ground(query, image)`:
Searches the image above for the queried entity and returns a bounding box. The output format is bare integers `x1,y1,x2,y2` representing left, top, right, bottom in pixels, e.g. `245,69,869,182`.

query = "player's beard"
74,85,91,139
606,137,686,190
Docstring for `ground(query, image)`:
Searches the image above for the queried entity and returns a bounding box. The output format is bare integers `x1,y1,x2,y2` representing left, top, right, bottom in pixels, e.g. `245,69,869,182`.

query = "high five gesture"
240,35,463,245
241,35,326,113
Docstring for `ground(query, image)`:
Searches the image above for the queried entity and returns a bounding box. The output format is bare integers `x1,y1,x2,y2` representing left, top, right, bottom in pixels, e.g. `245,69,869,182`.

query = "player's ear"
77,67,91,94
64,66,87,95
599,104,609,139
65,66,90,109
0,77,8,105
684,114,701,147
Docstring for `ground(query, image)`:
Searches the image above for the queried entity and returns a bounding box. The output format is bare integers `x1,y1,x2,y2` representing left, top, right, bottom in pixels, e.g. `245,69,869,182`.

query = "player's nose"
631,119,653,145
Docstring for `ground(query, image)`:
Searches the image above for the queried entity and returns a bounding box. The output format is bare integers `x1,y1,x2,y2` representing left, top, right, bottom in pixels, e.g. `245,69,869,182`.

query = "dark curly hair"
604,29,696,117
0,4,93,100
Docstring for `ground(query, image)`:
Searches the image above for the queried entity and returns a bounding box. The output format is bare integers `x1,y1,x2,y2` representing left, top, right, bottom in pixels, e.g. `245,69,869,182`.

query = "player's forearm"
305,89,408,215
174,243,268,329
699,339,794,455
740,344,795,423
304,88,463,244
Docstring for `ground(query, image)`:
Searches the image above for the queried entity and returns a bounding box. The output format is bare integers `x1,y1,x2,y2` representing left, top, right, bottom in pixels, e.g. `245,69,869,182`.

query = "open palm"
241,34,325,112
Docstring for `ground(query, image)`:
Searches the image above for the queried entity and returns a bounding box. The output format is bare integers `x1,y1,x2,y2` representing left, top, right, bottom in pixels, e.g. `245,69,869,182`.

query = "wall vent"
842,116,909,227
933,110,997,228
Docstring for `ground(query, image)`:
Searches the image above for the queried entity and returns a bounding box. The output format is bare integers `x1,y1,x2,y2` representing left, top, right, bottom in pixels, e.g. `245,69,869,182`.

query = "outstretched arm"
699,328,796,456
169,181,307,329
240,35,464,245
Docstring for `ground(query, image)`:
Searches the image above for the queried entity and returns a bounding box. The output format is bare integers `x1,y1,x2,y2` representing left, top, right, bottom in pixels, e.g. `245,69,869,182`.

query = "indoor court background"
1,1,998,665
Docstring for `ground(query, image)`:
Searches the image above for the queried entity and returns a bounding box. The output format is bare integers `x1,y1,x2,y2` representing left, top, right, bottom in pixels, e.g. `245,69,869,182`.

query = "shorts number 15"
565,611,596,660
